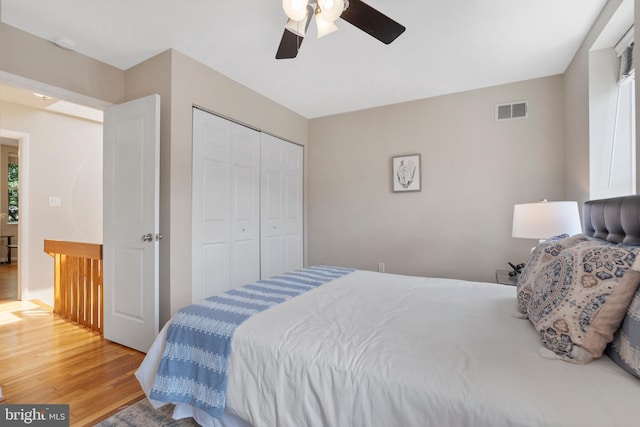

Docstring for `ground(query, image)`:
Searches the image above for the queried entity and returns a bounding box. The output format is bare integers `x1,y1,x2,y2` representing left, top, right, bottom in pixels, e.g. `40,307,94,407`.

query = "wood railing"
44,240,103,335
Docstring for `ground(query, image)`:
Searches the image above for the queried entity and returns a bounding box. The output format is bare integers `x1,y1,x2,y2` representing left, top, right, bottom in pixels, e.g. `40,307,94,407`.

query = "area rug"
95,399,199,426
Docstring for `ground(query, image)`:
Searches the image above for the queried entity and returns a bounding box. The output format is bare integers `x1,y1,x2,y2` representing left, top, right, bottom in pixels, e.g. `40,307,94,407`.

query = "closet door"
192,108,260,303
229,124,261,288
261,133,303,279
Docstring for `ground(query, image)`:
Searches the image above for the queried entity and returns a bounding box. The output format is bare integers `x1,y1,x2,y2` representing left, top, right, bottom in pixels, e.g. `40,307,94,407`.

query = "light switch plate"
48,196,62,207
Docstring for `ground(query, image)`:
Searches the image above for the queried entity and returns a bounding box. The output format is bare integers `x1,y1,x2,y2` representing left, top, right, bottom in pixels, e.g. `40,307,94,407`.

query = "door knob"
142,233,153,242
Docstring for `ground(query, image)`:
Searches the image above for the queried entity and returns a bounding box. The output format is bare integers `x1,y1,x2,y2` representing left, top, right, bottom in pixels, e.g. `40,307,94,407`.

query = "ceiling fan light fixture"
284,5,314,37
282,0,310,21
285,18,306,37
33,92,52,101
318,0,344,22
315,12,338,38
275,0,404,60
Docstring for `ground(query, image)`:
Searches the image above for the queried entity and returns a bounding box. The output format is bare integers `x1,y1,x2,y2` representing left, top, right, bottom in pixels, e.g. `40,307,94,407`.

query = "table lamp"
512,199,582,243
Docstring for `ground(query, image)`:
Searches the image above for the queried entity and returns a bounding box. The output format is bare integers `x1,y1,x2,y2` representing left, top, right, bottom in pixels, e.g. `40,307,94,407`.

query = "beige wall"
0,23,124,106
0,101,103,305
308,76,566,282
125,50,308,325
564,45,591,205
123,50,173,326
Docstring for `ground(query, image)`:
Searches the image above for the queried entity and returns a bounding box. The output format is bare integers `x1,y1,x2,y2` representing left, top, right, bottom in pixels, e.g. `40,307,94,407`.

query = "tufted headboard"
583,195,640,246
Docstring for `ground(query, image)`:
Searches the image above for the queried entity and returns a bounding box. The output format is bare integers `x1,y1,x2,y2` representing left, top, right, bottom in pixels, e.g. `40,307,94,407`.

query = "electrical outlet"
378,262,385,273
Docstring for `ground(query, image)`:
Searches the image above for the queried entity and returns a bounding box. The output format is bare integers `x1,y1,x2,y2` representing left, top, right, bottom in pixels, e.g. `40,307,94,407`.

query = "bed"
136,195,640,427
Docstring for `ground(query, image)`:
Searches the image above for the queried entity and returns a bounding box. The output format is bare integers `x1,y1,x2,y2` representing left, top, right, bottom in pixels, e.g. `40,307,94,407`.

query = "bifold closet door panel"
192,108,260,303
260,133,303,280
229,123,261,289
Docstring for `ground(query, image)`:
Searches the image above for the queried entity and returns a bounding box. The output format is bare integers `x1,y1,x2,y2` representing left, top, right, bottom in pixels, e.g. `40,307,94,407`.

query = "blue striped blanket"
149,265,354,418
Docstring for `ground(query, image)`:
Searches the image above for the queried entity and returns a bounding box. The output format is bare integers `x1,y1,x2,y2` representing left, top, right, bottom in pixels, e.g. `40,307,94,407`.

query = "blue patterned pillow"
527,240,640,363
516,234,588,315
606,288,640,378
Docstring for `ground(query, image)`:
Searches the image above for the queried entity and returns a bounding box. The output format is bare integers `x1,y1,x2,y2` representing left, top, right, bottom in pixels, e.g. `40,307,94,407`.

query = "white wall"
0,101,102,305
308,76,566,283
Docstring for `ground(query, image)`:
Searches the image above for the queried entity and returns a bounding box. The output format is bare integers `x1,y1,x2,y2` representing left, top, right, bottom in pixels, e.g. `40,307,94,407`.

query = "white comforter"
137,270,640,427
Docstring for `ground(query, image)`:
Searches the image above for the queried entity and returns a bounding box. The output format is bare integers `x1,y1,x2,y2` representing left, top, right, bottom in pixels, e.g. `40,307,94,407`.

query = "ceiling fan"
276,0,405,59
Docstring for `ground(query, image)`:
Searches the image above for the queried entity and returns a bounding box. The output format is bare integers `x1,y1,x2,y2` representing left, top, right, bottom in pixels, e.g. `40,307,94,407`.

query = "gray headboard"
583,195,640,246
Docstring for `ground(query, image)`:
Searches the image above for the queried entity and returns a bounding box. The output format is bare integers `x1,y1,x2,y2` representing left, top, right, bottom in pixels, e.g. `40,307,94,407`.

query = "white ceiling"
1,0,609,118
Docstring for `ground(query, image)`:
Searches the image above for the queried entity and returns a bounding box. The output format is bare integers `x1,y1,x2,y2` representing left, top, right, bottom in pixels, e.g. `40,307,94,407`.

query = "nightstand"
496,269,517,286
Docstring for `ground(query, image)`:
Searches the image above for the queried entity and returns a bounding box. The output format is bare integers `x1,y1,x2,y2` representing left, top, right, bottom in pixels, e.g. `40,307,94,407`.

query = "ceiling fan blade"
340,0,406,45
276,8,314,60
276,29,303,59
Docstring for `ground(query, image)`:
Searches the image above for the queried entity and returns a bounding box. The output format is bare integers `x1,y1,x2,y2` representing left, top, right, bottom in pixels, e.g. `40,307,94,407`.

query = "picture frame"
392,154,421,192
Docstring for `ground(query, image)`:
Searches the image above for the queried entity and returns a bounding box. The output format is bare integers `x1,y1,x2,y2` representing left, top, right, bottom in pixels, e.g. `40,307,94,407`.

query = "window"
589,26,636,199
8,155,18,223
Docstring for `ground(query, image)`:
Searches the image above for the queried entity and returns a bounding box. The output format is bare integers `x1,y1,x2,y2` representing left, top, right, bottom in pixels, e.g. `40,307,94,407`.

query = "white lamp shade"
316,13,338,38
512,201,582,240
283,0,310,21
318,0,344,22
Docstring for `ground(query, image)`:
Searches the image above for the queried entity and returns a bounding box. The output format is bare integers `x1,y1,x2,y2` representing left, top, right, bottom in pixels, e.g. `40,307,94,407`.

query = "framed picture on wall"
392,154,421,192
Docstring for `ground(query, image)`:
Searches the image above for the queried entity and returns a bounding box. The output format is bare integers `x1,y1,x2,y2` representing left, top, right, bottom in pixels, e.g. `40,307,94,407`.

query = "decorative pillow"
527,240,640,364
516,234,589,315
606,287,640,378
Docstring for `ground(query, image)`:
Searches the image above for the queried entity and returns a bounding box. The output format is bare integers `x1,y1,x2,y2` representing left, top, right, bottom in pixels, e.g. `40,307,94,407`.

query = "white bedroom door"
260,133,303,279
103,94,160,353
192,108,260,303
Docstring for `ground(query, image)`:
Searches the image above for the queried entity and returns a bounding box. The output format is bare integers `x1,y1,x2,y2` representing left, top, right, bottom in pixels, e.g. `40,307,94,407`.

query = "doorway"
0,264,17,300
0,81,103,307
0,130,27,303
0,138,19,300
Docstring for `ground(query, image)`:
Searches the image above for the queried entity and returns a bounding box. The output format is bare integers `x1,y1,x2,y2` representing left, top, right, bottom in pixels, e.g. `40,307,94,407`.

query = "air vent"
495,101,528,121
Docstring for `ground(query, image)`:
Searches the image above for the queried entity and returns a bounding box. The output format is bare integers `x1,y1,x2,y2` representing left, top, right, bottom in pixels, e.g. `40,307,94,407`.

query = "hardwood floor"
0,265,146,426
